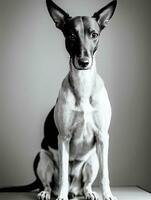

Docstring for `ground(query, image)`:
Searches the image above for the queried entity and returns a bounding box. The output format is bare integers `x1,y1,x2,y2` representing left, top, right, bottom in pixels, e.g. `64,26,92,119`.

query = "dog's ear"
92,0,117,30
46,0,71,30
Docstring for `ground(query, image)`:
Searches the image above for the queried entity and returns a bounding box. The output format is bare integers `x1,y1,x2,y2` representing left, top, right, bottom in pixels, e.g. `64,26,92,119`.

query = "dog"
0,0,117,200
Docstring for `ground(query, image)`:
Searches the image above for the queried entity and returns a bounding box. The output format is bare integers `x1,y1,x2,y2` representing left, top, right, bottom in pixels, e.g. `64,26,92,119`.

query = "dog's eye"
68,33,76,40
90,32,99,39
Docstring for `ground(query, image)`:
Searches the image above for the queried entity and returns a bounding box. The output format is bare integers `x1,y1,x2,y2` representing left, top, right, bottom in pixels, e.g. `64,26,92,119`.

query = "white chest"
69,99,96,133
68,99,98,160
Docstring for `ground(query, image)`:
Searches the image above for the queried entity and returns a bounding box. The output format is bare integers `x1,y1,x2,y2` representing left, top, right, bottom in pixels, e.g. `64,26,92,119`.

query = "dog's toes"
56,198,68,200
103,194,117,200
85,192,98,200
37,191,51,200
46,192,51,200
56,196,68,200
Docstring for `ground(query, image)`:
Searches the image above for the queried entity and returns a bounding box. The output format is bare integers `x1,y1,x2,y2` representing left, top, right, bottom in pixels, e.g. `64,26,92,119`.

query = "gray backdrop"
0,0,151,192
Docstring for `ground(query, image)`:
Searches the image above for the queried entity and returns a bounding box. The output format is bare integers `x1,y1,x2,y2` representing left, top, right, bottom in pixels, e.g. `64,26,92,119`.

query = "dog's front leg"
96,133,117,200
57,135,70,200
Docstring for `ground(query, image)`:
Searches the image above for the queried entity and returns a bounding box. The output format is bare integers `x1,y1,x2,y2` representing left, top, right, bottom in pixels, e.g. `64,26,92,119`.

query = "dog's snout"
78,58,89,68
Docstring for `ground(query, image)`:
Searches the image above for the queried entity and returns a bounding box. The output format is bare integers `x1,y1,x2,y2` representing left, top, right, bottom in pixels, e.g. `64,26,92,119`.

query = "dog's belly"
69,108,97,161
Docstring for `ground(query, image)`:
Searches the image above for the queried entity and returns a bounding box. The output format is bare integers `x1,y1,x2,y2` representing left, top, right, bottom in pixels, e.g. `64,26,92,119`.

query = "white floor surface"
0,187,150,200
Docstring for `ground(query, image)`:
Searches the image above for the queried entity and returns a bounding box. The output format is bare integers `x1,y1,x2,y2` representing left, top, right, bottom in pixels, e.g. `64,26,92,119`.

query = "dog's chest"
69,100,97,160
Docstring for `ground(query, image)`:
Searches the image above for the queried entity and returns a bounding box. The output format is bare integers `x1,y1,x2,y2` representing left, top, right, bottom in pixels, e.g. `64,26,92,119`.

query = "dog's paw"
37,191,51,200
84,191,98,200
102,185,117,200
102,192,117,200
56,195,68,200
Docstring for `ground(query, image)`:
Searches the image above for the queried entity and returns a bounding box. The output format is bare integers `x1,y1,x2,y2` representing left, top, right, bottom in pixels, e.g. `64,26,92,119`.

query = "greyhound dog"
0,0,117,200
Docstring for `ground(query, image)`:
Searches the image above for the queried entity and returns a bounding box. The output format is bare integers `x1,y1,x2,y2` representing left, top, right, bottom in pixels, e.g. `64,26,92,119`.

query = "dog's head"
46,0,117,70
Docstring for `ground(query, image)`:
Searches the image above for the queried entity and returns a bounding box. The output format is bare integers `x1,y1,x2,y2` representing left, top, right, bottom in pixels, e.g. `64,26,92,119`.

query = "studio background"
0,0,151,192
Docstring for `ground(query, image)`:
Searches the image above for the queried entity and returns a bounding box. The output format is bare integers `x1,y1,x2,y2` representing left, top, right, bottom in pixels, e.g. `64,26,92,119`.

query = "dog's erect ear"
46,0,71,30
92,0,117,30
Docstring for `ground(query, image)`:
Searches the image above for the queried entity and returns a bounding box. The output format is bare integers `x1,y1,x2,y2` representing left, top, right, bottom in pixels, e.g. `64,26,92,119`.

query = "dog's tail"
0,179,40,192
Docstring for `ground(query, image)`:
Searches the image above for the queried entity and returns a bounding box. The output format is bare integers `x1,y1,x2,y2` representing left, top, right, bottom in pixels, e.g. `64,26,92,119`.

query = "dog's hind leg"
82,152,99,200
36,149,56,200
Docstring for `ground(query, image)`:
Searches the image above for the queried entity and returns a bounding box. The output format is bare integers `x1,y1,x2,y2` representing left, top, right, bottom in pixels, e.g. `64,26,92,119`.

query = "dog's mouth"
71,56,93,70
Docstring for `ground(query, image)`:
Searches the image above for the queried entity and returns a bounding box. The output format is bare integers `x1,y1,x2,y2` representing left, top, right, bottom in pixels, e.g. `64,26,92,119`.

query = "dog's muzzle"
78,58,89,68
73,56,92,70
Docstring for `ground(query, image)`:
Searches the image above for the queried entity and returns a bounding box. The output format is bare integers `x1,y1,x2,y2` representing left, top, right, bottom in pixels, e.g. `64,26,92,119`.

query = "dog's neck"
68,58,97,104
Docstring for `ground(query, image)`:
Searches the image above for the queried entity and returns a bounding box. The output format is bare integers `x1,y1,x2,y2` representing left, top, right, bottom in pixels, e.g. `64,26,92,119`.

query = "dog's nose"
78,58,89,68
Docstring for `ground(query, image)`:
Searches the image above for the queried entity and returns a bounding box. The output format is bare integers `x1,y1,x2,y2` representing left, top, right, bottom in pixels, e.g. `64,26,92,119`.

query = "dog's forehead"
66,16,100,33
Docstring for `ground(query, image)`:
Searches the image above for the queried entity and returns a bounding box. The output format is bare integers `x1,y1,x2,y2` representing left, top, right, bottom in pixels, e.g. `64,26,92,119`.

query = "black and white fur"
0,1,117,200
